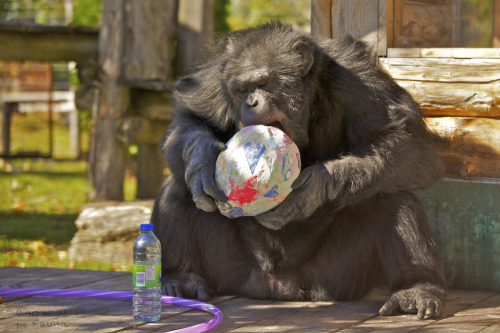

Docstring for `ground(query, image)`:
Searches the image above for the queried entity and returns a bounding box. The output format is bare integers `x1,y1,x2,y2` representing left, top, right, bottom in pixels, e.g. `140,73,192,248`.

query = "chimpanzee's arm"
162,112,227,212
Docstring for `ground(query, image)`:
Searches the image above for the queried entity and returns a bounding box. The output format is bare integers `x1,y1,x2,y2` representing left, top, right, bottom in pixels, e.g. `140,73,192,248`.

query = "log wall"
311,0,500,291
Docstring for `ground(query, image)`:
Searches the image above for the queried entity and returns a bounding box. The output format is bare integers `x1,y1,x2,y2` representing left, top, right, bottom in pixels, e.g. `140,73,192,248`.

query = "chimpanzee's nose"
246,94,259,107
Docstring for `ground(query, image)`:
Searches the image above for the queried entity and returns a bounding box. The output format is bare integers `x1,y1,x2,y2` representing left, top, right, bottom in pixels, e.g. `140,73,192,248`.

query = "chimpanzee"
151,22,446,319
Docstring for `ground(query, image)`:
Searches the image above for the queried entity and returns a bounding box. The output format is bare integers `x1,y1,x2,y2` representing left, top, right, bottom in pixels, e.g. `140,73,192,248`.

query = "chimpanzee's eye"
258,78,268,89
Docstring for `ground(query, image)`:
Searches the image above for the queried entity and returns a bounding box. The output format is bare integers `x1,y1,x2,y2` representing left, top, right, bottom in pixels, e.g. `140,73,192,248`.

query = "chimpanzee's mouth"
267,121,283,132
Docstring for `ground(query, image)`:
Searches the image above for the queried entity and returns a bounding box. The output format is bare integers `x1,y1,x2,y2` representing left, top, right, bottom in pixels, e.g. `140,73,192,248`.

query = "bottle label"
133,264,161,288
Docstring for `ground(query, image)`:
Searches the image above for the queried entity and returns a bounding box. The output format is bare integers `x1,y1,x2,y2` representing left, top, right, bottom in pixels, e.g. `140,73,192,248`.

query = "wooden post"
176,0,214,75
331,0,380,51
92,0,129,201
1,102,17,157
122,0,176,82
120,0,176,200
494,0,500,47
311,0,332,38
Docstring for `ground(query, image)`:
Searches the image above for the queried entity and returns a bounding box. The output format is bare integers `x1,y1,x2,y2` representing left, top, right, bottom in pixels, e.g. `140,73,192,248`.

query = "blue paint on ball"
244,142,266,174
264,185,279,198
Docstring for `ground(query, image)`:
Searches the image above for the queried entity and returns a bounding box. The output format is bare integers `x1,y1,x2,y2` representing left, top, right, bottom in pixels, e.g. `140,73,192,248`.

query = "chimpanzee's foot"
161,272,211,301
379,283,446,319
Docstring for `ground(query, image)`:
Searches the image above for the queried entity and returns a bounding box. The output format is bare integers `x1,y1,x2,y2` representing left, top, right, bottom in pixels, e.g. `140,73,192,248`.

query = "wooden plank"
415,293,500,332
494,0,500,47
378,0,388,56
2,267,500,332
380,58,500,83
0,268,127,303
396,80,500,117
387,48,500,58
223,301,381,332
379,57,500,117
425,117,500,178
386,0,394,49
0,23,98,62
0,268,233,333
311,0,332,38
0,273,136,332
331,0,380,47
206,298,314,332
337,290,497,332
0,270,199,332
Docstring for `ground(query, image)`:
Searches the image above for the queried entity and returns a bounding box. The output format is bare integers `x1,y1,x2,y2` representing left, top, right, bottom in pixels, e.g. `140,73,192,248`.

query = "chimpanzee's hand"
379,284,445,319
184,139,227,212
255,164,333,230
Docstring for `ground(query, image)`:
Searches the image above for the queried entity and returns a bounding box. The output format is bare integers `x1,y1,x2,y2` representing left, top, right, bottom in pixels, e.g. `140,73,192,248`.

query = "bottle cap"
140,224,154,231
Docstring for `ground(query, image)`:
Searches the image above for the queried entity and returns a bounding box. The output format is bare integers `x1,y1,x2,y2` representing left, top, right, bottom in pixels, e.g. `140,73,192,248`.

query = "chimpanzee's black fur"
151,22,446,319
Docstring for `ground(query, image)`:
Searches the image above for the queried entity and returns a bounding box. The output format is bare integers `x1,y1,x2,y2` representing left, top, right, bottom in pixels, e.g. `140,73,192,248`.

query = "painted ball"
215,125,301,218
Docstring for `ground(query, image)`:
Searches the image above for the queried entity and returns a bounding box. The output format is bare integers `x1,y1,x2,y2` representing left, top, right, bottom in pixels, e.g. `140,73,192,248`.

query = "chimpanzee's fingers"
255,198,295,230
213,141,227,152
291,167,312,190
379,297,399,316
196,284,210,301
191,175,218,212
163,282,183,298
201,173,227,202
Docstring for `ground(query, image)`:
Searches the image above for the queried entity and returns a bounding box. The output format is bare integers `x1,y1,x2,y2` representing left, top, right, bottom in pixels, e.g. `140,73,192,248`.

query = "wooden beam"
331,0,380,47
386,0,394,48
116,116,168,145
425,117,500,179
311,0,332,38
129,89,174,121
377,0,388,56
0,23,98,62
122,0,176,82
379,57,500,117
136,144,167,199
92,0,128,201
176,0,214,76
494,0,500,47
387,48,500,58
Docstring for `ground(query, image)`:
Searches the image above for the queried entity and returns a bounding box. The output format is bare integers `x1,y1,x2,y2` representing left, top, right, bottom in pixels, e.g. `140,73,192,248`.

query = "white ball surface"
215,125,301,217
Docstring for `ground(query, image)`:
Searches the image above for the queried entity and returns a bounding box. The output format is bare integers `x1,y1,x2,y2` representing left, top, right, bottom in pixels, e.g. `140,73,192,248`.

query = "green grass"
0,159,133,271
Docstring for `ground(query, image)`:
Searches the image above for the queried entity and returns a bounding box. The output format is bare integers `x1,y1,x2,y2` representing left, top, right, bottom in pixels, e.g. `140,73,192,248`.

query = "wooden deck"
1,267,499,332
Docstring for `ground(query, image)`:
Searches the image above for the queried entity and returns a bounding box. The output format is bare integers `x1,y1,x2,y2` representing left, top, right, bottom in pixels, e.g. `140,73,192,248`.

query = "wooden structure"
0,0,215,200
312,0,500,290
2,267,500,332
94,0,214,200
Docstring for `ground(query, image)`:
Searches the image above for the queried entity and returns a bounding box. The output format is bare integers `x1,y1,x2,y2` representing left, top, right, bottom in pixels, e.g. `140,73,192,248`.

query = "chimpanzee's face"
223,41,312,148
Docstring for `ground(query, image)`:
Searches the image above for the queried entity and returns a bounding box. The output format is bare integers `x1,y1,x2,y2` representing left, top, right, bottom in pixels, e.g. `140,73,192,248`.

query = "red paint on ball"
228,176,259,205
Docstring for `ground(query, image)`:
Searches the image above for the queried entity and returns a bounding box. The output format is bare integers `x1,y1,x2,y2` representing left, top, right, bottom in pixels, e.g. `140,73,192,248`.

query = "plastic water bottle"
133,224,162,322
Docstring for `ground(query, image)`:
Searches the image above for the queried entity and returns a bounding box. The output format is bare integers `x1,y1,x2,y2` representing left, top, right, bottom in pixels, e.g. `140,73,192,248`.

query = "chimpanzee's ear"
174,76,198,93
293,41,314,76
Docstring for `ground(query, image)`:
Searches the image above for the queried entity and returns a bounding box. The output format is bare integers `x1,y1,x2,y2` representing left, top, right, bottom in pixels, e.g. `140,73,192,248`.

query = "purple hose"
0,288,222,333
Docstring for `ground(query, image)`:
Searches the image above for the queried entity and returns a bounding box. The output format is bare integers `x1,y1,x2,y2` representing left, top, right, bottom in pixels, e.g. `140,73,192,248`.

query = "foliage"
0,0,65,24
0,0,102,26
214,0,230,34
459,0,493,47
226,0,310,31
72,0,102,27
